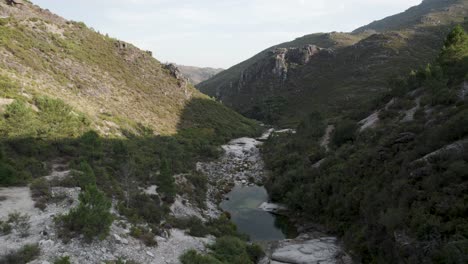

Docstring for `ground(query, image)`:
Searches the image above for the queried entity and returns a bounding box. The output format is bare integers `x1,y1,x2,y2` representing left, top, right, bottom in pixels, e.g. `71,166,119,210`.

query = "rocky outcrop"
6,0,24,6
271,45,322,81
272,48,289,81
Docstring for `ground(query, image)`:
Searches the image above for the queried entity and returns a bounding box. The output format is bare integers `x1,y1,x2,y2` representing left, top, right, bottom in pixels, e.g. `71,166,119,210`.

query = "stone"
271,237,341,264
39,239,54,247
146,251,155,257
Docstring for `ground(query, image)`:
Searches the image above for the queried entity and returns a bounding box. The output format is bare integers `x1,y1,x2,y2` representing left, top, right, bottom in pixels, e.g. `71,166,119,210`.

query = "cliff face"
198,0,468,125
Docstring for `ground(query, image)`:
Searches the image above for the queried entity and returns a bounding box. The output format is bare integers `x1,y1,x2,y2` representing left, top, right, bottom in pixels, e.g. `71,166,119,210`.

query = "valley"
0,0,467,263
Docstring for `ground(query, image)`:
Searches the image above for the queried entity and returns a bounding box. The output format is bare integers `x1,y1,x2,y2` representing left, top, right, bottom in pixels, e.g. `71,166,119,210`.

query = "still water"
220,185,287,241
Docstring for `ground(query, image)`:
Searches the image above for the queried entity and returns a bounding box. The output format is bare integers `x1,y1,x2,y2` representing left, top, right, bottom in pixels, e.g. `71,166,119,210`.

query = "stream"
197,129,352,264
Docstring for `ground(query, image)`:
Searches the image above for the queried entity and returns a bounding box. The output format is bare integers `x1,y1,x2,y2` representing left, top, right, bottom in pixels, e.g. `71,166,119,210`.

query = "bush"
246,243,265,263
180,250,223,264
7,212,30,237
54,256,71,264
57,185,113,242
0,220,12,235
210,236,253,264
171,216,210,237
0,244,40,264
332,120,357,147
130,226,157,247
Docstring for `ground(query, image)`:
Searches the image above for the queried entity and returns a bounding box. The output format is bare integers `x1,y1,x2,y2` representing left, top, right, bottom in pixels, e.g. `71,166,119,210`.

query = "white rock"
39,239,55,247
271,237,340,264
146,251,155,257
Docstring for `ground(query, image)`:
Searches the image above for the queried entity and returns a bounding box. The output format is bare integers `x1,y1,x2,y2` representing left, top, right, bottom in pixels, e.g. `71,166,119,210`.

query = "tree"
158,159,176,202
59,185,113,241
444,25,467,47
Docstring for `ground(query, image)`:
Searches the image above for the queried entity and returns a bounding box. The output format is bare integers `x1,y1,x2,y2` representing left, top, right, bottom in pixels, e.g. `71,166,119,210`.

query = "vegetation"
0,244,40,264
56,184,113,242
263,26,468,263
180,236,263,264
0,70,259,239
6,212,30,238
177,213,264,264
53,256,71,264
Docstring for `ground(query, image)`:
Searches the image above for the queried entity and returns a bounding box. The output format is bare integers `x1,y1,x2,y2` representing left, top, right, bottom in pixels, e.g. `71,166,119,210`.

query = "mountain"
176,64,223,85
197,0,468,126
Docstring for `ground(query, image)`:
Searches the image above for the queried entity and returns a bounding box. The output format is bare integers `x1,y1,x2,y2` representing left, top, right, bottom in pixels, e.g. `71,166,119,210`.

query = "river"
197,128,353,263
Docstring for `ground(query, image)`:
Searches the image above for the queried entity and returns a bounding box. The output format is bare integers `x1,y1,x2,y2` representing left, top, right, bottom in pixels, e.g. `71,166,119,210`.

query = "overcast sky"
33,0,422,68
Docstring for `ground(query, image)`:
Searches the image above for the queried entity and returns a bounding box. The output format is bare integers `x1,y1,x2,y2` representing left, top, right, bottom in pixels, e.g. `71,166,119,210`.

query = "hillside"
0,1,261,263
0,0,240,136
197,0,468,126
263,25,468,263
176,64,223,85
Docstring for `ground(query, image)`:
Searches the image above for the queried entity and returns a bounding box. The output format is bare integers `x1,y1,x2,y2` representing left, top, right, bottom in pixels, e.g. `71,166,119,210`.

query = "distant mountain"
176,64,223,85
197,0,468,126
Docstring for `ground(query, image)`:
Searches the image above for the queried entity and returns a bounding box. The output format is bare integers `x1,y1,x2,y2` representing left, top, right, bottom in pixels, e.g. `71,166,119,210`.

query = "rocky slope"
197,0,468,125
176,65,223,85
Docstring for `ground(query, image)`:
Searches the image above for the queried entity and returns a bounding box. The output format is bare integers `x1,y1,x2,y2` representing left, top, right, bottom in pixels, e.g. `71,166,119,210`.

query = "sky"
33,0,422,68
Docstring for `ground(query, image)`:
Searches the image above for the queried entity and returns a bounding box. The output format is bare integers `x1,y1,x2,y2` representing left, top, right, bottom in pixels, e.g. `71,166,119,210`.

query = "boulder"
271,237,342,264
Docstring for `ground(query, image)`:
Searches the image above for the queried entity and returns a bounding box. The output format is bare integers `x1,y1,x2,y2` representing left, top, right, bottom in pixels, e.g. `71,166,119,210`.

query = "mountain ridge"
197,0,468,125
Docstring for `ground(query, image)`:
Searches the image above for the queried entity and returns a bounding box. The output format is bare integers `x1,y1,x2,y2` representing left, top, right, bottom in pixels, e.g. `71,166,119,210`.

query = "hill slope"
198,0,468,125
263,24,468,263
0,0,248,136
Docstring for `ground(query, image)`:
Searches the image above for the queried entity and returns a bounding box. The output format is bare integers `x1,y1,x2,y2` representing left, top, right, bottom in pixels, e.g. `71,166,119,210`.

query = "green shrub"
332,120,357,146
157,159,176,202
57,185,113,242
7,212,30,237
0,220,12,235
210,236,253,264
246,243,265,263
130,226,157,247
74,161,96,189
170,216,210,237
54,256,71,264
180,250,223,264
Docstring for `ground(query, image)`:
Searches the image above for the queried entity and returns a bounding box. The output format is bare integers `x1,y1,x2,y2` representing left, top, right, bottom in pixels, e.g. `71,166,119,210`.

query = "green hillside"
263,25,468,263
